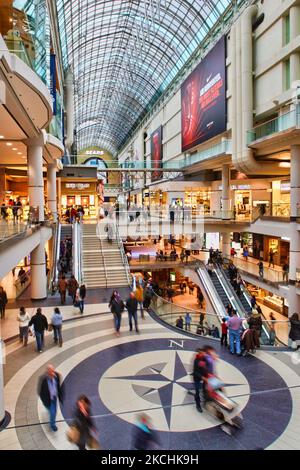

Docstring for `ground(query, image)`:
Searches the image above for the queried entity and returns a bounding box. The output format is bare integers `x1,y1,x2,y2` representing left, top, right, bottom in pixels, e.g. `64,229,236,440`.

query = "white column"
65,69,74,157
26,133,46,222
30,242,47,300
0,340,5,426
290,6,300,83
47,163,57,220
222,232,231,258
288,145,300,315
222,164,231,219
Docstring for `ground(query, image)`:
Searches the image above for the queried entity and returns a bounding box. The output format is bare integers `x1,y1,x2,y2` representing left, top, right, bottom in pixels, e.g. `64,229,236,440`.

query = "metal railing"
115,223,131,286
196,263,227,323
96,222,108,288
73,222,82,285
247,107,300,144
14,269,31,298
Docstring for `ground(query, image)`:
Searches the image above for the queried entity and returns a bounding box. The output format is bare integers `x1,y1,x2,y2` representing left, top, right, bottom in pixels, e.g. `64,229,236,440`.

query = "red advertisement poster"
151,126,163,182
181,36,226,152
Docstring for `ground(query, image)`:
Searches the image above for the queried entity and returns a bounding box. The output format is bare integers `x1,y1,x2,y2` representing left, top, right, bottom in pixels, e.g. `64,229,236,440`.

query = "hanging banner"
50,53,57,115
181,36,226,152
151,126,163,182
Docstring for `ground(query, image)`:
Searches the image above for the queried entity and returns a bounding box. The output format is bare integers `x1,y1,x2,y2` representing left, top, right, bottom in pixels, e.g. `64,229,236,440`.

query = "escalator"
49,222,76,293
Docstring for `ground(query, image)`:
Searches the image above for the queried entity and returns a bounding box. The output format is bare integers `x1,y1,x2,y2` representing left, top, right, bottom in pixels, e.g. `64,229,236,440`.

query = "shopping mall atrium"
1,0,300,452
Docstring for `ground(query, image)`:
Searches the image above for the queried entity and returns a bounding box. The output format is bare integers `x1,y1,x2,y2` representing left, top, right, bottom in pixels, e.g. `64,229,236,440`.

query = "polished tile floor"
1,308,300,450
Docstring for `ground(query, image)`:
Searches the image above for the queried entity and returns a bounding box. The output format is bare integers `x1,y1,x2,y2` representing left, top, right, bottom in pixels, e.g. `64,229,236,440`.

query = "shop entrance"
234,190,251,219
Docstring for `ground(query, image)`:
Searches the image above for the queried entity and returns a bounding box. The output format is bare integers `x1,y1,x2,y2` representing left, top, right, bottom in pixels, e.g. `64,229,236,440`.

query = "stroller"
204,375,243,435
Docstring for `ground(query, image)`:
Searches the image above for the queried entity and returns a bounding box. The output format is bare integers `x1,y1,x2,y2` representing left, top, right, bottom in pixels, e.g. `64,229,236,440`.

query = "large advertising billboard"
181,36,226,152
151,126,163,182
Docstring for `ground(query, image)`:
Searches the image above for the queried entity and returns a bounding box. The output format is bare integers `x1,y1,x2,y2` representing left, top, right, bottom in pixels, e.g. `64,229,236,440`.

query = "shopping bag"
48,324,53,332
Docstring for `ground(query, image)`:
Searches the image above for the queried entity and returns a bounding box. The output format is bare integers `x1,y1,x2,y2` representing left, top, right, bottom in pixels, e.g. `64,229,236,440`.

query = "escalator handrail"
73,222,82,285
49,222,60,292
196,264,227,323
214,264,247,319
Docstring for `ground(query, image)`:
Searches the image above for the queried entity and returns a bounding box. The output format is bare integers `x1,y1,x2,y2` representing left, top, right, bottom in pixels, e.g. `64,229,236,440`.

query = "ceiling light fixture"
12,148,17,151
0,135,4,139
6,142,12,146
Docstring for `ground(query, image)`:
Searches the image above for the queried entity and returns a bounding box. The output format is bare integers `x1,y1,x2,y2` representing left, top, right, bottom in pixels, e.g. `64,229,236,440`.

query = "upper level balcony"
247,106,300,149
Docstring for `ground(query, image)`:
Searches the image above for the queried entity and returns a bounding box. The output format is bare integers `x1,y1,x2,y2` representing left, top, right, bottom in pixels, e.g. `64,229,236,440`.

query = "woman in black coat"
289,313,300,350
72,395,98,450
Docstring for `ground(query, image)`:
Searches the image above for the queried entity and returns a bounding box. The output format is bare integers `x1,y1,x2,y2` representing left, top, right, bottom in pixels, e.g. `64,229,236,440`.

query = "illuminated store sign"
66,183,90,190
85,150,104,155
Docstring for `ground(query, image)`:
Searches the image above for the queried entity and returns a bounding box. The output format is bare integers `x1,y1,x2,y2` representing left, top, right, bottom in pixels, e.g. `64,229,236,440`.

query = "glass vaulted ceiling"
56,0,233,156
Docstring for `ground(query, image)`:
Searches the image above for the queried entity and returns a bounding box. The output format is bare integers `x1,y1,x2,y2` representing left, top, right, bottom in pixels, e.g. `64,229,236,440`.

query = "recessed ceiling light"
6,142,12,146
0,135,4,139
17,152,22,155
12,148,17,151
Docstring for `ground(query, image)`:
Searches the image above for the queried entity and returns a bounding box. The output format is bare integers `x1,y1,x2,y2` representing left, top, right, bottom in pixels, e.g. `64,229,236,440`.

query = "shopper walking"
38,364,65,432
221,318,228,347
135,284,144,319
70,395,99,450
132,414,160,450
68,275,79,304
192,348,207,413
282,261,289,284
185,312,192,331
17,306,30,346
289,313,300,350
248,309,262,349
268,248,275,268
258,260,264,279
78,284,86,314
126,292,139,333
0,286,8,319
227,311,243,355
51,307,63,347
109,290,124,337
58,275,68,305
29,308,48,352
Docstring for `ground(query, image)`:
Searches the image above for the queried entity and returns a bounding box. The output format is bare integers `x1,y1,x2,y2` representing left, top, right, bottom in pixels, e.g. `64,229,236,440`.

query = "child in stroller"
204,374,244,435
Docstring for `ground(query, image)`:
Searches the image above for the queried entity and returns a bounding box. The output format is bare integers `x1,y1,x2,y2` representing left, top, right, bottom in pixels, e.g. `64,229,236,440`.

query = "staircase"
81,223,129,288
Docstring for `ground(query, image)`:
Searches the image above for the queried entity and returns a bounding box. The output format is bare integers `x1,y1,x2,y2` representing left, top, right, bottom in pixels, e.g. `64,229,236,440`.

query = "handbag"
48,324,53,332
66,425,80,444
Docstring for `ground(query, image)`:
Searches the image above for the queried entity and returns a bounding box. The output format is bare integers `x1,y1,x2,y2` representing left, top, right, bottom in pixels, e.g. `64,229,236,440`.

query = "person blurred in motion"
109,290,124,337
135,283,144,319
132,414,160,450
72,395,99,450
192,348,206,413
68,275,79,304
51,307,63,347
58,275,68,305
17,306,30,346
78,284,86,314
126,292,139,333
29,308,48,352
241,327,256,356
289,312,300,350
211,324,220,338
0,286,8,319
221,318,228,346
227,311,243,355
38,364,65,432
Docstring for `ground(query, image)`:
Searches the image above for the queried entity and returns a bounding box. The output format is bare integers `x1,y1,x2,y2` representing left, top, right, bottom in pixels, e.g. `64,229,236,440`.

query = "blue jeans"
128,311,138,332
53,325,62,345
48,398,57,430
79,300,84,313
35,331,44,351
114,313,121,332
229,329,241,354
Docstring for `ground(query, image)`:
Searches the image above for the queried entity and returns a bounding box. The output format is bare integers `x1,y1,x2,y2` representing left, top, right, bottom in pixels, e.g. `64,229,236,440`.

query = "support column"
0,340,5,426
288,145,300,316
47,163,57,220
222,164,231,219
30,242,47,300
26,132,46,222
290,6,300,84
65,69,74,157
222,232,231,259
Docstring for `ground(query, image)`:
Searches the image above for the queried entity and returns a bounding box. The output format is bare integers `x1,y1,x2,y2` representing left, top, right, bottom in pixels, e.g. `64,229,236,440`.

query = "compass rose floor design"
1,310,300,450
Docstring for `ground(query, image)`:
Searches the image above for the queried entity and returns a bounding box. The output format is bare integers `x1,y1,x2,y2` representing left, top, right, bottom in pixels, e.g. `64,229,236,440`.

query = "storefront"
245,282,288,317
60,181,98,219
263,236,289,265
233,185,251,219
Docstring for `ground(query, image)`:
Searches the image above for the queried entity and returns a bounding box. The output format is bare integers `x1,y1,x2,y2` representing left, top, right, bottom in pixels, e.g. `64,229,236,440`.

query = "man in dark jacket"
126,292,139,333
192,348,208,413
38,364,65,431
29,307,48,352
0,286,8,319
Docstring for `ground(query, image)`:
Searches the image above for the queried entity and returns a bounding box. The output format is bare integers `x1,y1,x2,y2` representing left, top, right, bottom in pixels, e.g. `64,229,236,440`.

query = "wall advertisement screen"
181,36,226,152
151,126,163,182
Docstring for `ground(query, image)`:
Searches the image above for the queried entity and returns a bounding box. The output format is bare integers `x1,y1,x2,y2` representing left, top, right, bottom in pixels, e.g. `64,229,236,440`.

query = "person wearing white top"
17,306,30,346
